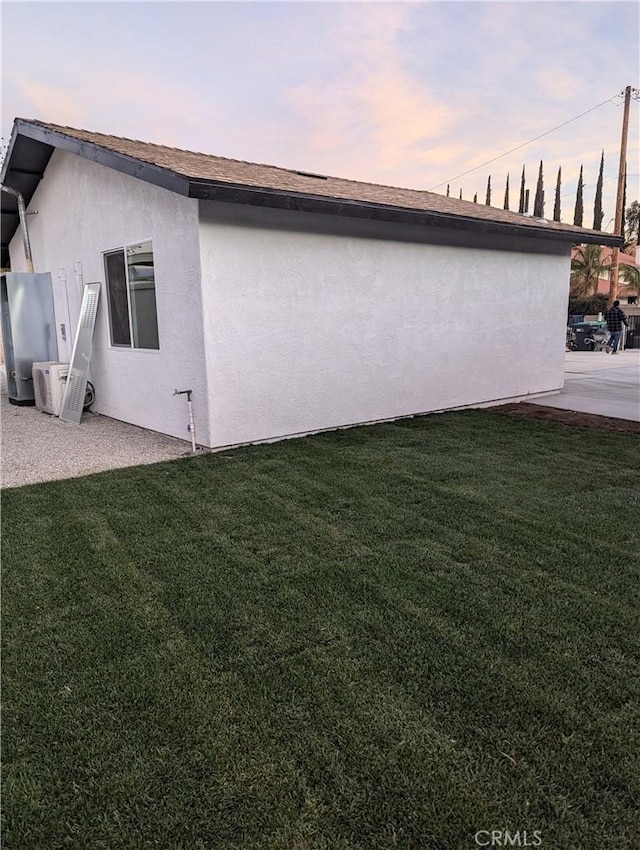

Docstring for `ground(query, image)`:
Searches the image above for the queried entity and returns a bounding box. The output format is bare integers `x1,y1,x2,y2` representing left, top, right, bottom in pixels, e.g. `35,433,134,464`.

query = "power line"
429,93,624,191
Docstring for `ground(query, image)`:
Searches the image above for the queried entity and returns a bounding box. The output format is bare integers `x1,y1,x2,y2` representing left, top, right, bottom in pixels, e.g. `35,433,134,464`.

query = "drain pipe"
1,185,34,273
173,389,197,453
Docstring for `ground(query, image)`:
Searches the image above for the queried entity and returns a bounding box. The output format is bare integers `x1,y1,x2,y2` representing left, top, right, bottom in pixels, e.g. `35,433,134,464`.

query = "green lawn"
2,410,639,849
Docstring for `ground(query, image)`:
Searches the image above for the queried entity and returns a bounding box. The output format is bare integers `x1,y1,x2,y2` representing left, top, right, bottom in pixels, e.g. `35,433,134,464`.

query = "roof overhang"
1,118,624,268
1,126,53,268
188,180,623,246
1,119,190,268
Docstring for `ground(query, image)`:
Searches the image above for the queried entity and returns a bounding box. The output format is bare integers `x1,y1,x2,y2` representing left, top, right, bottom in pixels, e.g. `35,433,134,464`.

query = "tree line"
446,155,639,253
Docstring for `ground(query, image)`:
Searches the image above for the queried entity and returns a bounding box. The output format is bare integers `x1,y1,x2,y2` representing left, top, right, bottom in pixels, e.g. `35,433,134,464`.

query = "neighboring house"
1,118,621,449
597,247,639,304
570,245,640,304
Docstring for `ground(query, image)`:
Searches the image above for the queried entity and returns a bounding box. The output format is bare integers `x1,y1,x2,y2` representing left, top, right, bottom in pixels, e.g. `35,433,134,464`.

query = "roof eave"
2,119,192,266
1,118,624,269
11,119,191,196
188,180,623,247
0,122,22,185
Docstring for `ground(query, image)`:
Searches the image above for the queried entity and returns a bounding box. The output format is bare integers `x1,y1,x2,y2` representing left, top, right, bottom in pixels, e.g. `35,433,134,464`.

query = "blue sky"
2,1,639,228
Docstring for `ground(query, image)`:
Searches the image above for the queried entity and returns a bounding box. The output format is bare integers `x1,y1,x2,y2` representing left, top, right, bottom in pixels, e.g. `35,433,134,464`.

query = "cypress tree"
446,184,450,197
503,174,510,210
533,160,544,217
573,165,584,227
473,192,478,203
485,176,491,206
518,166,526,213
592,150,604,230
553,167,561,222
459,189,463,200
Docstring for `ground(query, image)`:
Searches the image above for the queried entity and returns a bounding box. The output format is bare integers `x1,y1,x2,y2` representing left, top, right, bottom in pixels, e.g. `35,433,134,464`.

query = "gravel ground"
1,370,195,489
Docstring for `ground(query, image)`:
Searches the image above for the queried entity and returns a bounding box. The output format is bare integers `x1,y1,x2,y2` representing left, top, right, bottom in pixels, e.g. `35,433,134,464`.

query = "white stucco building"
1,119,621,448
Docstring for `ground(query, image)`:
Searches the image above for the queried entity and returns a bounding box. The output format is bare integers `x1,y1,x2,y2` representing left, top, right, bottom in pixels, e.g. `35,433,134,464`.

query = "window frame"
103,239,160,352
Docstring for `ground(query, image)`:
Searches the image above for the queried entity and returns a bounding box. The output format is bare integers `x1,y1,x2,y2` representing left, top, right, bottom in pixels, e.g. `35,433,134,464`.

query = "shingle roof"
1,117,624,268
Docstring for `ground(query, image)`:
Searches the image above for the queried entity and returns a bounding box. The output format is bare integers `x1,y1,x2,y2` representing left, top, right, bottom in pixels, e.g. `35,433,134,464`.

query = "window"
104,241,159,349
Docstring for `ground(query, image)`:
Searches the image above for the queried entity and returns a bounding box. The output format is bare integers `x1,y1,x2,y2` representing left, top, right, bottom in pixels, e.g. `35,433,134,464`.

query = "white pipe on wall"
1,185,35,272
173,389,197,452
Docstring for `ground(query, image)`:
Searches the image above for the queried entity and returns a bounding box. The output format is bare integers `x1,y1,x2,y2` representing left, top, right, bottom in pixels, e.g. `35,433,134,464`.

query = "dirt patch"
491,403,640,434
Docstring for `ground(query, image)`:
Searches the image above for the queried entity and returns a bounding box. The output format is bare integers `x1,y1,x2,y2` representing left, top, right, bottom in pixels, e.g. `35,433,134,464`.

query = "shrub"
568,294,608,317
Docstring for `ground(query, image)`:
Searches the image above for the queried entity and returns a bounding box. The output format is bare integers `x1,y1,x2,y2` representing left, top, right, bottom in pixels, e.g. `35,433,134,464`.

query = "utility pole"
608,86,635,306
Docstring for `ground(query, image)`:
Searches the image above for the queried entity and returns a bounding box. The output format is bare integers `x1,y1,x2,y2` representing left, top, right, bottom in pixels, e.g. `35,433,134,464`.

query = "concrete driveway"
529,350,640,422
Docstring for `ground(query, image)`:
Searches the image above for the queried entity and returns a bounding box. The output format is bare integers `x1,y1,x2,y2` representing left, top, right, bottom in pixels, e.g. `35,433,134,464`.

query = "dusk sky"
2,1,639,229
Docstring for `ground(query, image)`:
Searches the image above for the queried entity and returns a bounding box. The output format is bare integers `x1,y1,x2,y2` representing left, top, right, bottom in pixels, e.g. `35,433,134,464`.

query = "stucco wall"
9,161,572,449
9,150,208,444
199,202,571,448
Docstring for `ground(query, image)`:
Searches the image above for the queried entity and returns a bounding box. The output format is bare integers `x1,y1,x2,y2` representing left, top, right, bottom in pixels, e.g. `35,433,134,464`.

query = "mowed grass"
2,410,639,850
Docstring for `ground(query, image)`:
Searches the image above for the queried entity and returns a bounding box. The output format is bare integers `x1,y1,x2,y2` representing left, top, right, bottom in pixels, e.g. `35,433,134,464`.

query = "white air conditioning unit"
32,362,70,415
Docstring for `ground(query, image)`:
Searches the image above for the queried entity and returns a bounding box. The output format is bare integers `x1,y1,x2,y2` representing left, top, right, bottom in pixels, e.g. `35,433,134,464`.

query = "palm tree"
570,244,611,297
620,262,640,294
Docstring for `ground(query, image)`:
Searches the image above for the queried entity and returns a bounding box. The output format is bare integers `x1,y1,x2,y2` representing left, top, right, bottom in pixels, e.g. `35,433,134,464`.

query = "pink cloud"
9,67,206,149
283,4,460,186
16,78,85,126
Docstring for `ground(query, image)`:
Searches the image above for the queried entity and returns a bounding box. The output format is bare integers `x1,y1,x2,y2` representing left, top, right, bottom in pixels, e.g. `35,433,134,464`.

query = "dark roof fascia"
2,119,623,254
0,122,22,185
2,119,193,266
1,123,51,264
9,119,191,197
189,180,623,247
